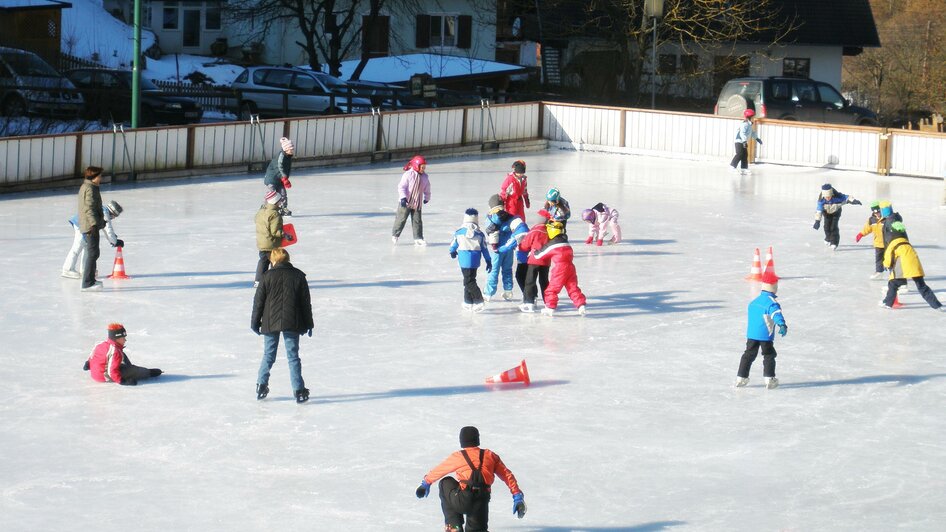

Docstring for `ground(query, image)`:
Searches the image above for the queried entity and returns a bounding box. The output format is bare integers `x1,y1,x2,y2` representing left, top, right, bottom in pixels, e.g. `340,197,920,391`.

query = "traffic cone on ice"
107,246,130,279
745,248,763,281
762,247,776,277
485,360,530,386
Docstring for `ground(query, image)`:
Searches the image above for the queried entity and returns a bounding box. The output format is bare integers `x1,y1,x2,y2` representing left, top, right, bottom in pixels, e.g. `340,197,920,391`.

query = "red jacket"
87,339,124,383
520,224,550,266
499,172,529,220
423,447,521,495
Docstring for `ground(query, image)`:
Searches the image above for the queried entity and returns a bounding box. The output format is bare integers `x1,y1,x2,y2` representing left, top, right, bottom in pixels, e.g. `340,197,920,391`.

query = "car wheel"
2,95,27,117
140,107,156,127
240,102,257,121
725,95,751,117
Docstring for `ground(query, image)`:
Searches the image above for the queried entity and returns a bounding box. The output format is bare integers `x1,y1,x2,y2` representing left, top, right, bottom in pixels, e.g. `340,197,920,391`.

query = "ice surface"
1,150,944,531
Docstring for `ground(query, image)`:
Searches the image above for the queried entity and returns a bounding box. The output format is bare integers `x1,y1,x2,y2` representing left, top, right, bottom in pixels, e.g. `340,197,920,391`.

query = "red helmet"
404,155,427,172
743,109,755,119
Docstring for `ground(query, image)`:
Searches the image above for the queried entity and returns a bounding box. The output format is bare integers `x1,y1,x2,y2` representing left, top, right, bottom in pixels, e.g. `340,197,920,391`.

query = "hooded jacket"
884,237,925,279
255,203,285,251
449,222,492,269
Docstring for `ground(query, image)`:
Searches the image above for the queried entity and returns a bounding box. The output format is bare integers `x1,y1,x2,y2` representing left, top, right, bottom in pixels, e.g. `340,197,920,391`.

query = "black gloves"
307,329,313,337
251,324,261,335
83,360,90,371
423,199,428,204
112,239,125,248
415,480,430,498
851,199,862,205
813,220,821,230
399,198,407,208
450,251,458,259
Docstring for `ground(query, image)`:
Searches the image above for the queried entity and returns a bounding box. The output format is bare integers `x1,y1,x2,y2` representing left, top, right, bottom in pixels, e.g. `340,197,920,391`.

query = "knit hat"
459,426,480,447
265,189,282,204
488,193,503,214
879,201,892,217
463,207,479,225
821,184,833,197
512,160,526,174
107,323,127,341
280,137,294,153
760,270,779,294
891,221,906,233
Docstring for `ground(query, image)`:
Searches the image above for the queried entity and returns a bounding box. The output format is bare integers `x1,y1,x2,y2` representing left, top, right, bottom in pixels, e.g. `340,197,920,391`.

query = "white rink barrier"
3,101,946,188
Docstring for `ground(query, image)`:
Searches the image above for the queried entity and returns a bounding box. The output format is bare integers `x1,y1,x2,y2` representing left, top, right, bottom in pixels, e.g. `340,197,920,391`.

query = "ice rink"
1,148,945,531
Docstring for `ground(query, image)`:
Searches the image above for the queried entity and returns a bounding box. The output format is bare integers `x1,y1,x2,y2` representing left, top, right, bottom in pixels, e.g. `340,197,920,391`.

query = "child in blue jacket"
449,209,493,312
735,269,787,389
813,183,861,250
484,195,528,302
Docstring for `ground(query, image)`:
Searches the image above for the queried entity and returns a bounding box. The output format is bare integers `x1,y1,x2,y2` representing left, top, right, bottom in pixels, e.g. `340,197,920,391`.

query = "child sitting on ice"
83,323,162,385
581,202,622,246
449,208,493,312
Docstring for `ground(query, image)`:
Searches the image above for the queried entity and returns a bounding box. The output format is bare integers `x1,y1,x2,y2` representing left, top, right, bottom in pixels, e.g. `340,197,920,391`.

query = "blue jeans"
258,331,305,391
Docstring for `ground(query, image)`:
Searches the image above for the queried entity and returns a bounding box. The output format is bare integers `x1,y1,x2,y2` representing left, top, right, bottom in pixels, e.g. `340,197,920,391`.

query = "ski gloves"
112,239,125,248
778,324,788,337
281,176,292,189
813,219,821,230
855,232,863,243
513,492,527,518
450,251,458,259
415,480,430,498
850,199,862,205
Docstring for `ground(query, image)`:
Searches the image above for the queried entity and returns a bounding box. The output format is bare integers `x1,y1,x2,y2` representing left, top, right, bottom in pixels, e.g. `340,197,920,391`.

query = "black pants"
439,477,490,532
81,229,101,288
255,250,272,282
822,210,841,246
884,277,942,309
873,248,885,273
737,339,777,378
522,264,550,304
120,354,159,382
461,268,484,304
730,142,748,169
515,263,529,294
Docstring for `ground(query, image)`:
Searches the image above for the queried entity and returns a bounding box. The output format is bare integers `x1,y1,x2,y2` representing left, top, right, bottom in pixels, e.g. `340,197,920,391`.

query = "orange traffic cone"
745,248,763,281
107,246,130,279
485,360,530,386
763,247,774,271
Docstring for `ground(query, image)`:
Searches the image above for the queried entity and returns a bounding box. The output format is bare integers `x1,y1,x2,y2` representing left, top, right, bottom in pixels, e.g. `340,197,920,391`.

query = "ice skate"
765,377,779,389
870,272,884,280
734,377,749,387
462,303,473,311
472,302,485,313
730,165,740,174
824,240,831,246
519,303,535,313
294,387,310,404
256,383,269,400
596,239,604,246
414,238,426,246
149,369,162,377
578,305,587,316
391,235,398,244
502,291,514,301
541,307,556,316
740,168,752,176
482,292,492,302
81,281,103,292
830,244,838,251
61,269,80,279
878,300,894,309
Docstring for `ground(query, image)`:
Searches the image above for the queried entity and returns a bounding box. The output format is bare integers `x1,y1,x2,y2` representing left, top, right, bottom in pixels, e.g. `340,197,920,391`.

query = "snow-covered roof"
0,0,72,9
337,54,531,85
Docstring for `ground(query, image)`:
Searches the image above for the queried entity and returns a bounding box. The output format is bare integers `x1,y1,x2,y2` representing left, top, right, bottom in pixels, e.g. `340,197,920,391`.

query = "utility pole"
131,0,142,128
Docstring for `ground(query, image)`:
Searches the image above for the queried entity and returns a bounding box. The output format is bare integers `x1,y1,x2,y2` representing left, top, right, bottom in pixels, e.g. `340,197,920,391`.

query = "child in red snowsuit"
517,214,551,313
532,221,587,316
499,160,530,220
83,323,162,385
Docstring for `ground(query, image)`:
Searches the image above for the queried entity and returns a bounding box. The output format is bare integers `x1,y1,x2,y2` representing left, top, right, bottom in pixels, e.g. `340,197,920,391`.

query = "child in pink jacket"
581,203,622,246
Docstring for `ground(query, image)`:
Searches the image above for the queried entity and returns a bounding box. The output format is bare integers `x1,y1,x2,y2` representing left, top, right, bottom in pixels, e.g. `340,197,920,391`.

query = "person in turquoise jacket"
449,208,493,312
483,195,528,302
735,269,787,389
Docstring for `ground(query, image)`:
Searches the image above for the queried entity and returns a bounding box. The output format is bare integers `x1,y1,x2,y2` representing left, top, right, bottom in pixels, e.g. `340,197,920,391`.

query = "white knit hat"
265,189,282,204
280,137,294,152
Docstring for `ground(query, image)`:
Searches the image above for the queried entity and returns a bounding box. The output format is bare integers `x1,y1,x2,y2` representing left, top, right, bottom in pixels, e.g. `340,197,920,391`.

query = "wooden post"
877,131,891,175
619,109,626,148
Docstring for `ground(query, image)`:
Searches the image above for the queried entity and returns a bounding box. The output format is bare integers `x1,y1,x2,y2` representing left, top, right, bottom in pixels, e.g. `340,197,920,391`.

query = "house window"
416,14,472,49
658,54,677,74
783,57,810,78
163,6,179,30
206,5,222,30
681,54,699,74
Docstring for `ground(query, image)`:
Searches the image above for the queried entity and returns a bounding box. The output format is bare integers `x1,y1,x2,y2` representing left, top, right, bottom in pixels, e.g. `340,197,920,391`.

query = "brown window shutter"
457,15,472,49
415,15,431,48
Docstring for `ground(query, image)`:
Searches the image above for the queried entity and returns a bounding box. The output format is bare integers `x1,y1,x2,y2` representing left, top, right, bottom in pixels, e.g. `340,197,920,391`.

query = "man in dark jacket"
251,247,313,403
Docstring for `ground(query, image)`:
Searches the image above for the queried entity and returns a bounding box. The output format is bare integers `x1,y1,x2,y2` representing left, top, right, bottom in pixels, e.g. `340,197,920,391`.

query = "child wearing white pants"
62,200,123,278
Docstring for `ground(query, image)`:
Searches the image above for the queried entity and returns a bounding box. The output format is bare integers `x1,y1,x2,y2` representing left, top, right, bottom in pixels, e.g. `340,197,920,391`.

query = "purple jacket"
398,169,431,209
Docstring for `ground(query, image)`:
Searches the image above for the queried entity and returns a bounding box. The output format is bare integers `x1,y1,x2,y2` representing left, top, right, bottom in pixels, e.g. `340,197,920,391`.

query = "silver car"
230,66,371,119
0,46,83,117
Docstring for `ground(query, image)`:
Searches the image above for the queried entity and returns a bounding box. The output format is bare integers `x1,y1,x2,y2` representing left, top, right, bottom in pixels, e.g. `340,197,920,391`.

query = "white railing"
755,121,881,173
888,130,946,179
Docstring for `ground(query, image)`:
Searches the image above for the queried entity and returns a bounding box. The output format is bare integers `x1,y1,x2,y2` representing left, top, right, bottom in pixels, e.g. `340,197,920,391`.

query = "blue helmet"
546,187,560,202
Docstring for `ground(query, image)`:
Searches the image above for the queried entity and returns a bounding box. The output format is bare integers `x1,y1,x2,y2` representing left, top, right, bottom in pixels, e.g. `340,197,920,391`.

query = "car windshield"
115,72,159,90
1,53,59,77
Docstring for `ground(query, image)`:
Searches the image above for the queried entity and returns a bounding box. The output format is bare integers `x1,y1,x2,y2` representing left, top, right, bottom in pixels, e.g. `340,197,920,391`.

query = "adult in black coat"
251,248,314,403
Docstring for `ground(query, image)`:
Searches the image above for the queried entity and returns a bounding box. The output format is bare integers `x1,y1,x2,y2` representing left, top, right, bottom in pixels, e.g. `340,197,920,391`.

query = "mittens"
281,176,292,189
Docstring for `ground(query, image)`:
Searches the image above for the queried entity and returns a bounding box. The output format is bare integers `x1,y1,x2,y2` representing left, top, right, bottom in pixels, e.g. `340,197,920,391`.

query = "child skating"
499,159,530,220
255,190,292,286
735,270,787,389
881,222,943,311
813,183,861,250
581,202,622,246
483,195,528,302
518,212,551,313
415,426,526,532
392,155,431,245
730,109,762,175
62,200,124,279
532,220,587,316
263,137,294,216
448,208,493,312
854,201,885,279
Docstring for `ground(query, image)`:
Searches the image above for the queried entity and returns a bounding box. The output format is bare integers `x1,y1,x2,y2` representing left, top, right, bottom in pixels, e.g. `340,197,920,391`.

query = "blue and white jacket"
734,120,761,144
449,223,492,270
746,290,786,342
69,207,119,246
486,213,529,254
816,189,853,217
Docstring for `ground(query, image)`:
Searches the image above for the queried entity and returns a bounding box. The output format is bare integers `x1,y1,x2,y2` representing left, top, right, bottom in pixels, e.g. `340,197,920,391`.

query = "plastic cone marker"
763,246,774,272
485,360,530,386
745,248,763,281
108,246,130,279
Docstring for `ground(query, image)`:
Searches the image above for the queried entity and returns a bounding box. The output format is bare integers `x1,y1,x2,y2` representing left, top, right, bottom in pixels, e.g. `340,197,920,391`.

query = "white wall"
751,44,843,89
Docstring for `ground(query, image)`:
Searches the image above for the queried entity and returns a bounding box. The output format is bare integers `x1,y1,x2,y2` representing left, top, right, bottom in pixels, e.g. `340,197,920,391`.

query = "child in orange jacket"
415,426,526,532
855,201,885,279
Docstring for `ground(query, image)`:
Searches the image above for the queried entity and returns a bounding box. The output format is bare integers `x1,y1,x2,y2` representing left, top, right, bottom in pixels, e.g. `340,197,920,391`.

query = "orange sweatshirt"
423,447,521,494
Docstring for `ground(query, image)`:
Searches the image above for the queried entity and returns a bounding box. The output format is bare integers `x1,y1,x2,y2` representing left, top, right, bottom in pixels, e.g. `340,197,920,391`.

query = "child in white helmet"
62,200,124,279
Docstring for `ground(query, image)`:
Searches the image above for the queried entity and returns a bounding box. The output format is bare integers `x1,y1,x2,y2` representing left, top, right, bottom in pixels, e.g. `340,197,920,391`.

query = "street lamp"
644,0,665,110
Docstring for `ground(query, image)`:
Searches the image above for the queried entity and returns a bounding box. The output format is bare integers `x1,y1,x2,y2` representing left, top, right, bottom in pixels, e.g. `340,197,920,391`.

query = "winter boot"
149,368,163,377
256,383,269,400
294,387,310,404
734,377,749,388
765,377,779,389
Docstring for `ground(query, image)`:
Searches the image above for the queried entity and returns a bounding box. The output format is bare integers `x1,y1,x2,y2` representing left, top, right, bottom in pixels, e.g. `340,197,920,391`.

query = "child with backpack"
415,426,526,532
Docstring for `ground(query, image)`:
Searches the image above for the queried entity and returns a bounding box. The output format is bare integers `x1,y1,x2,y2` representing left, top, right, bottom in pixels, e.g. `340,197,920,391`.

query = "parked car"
64,68,203,126
715,77,878,126
230,66,372,119
0,46,83,117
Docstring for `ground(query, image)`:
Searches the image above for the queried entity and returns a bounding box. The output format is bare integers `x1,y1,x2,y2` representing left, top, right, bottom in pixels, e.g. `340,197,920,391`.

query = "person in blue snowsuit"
735,269,787,389
813,183,861,250
483,195,528,302
449,208,493,312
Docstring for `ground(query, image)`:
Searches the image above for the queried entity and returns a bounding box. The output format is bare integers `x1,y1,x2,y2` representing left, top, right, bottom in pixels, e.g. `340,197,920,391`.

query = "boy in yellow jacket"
881,222,943,310
855,201,885,279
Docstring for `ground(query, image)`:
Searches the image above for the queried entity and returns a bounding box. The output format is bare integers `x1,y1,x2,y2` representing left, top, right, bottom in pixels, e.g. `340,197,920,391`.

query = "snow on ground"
1,151,945,531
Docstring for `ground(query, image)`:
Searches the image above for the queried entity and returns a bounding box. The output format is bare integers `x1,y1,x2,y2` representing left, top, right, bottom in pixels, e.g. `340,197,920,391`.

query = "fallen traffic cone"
485,359,530,386
745,248,763,281
107,246,130,279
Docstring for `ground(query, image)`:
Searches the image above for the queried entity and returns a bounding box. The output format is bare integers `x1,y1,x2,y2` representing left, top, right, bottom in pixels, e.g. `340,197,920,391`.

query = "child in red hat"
83,323,162,385
735,270,787,389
